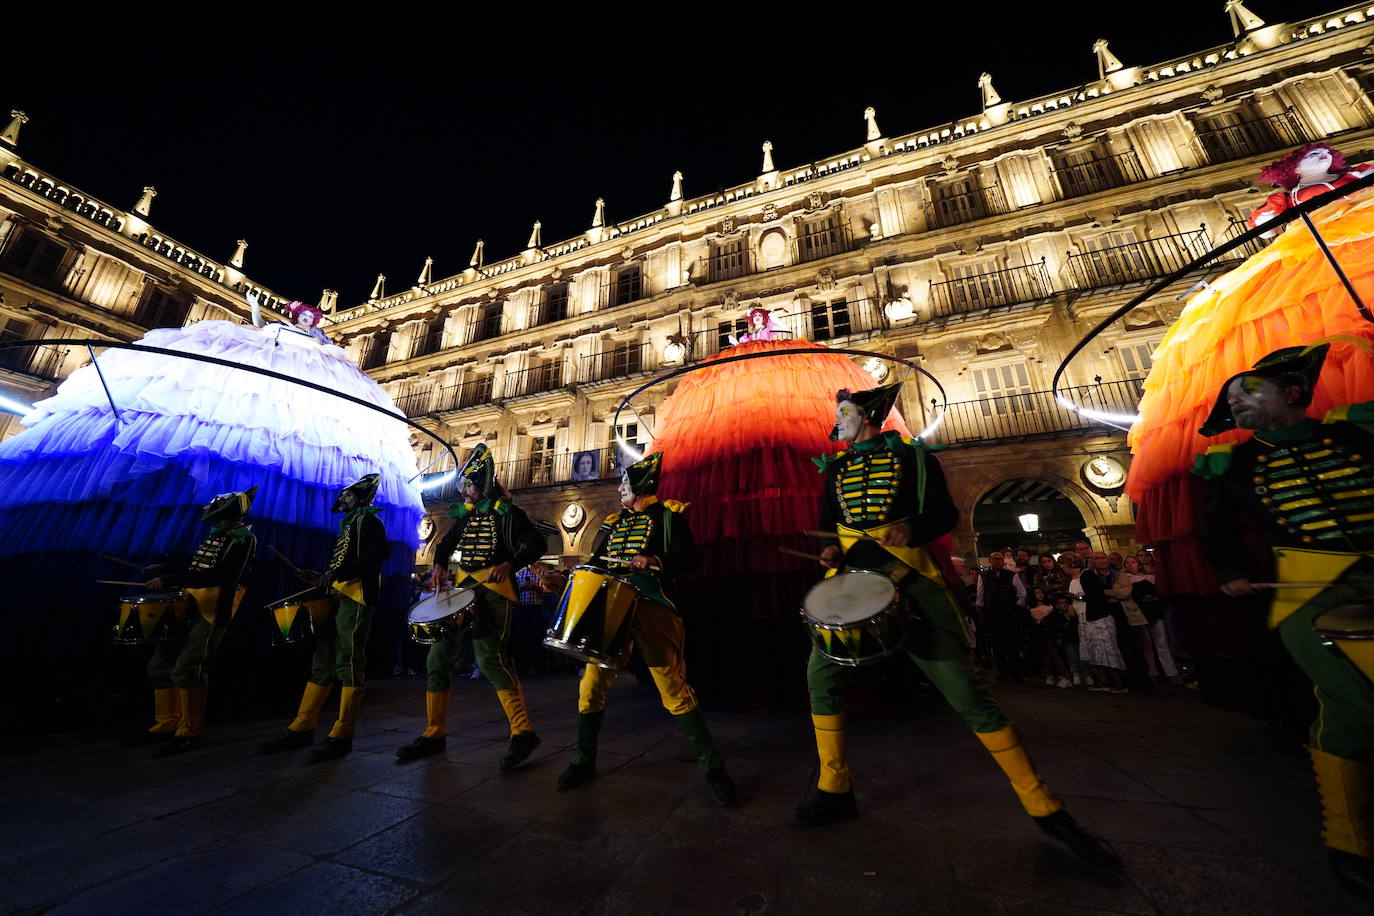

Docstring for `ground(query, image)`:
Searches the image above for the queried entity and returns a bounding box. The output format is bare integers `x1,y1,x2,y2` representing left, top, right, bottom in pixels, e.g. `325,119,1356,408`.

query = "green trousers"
426,587,519,693
308,597,373,688
148,613,225,690
807,571,1009,734
1276,583,1374,760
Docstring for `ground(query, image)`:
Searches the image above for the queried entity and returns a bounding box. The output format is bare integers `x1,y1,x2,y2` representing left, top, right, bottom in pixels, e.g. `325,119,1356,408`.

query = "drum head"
410,588,476,623
805,571,897,626
1316,603,1374,636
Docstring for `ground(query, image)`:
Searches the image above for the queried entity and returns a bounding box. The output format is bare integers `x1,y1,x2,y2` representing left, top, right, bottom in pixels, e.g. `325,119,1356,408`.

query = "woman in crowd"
1123,555,1179,685
1077,552,1129,693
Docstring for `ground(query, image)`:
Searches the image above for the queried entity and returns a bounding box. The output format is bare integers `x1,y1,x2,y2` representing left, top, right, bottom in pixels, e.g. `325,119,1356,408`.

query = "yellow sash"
332,579,366,605
185,585,248,624
1271,547,1370,628
834,521,944,586
460,566,519,603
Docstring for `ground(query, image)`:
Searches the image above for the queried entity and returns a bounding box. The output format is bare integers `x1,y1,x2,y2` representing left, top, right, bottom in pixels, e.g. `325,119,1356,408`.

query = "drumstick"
98,553,146,571
1249,582,1336,589
596,555,634,565
803,529,884,543
779,547,822,561
272,584,320,605
269,545,303,574
97,579,146,586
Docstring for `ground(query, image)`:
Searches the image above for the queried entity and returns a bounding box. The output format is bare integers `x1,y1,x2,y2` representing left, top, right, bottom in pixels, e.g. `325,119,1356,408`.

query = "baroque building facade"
3,3,1372,566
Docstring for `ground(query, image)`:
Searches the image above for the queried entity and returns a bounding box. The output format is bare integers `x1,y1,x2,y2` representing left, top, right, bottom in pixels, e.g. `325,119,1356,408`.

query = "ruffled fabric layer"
1128,188,1374,539
653,339,909,593
0,320,422,616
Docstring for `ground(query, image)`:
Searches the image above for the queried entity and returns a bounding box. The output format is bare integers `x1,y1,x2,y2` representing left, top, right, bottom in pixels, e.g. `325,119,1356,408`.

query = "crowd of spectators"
956,540,1184,693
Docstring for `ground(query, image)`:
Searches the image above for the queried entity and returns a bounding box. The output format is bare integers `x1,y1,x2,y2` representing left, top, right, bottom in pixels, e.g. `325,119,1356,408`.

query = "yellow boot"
175,687,207,738
975,725,1062,817
813,713,851,793
421,689,450,739
1310,747,1374,859
150,688,180,734
328,686,366,740
496,685,533,737
287,681,335,733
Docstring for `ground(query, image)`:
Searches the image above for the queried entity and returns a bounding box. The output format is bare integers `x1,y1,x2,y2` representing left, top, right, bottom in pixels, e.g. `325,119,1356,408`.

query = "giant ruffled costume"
0,319,422,697
1122,145,1374,702
646,338,913,699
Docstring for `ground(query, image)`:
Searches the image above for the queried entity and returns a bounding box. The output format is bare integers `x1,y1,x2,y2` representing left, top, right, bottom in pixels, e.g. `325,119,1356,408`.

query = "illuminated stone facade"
4,4,1372,563
324,3,1374,562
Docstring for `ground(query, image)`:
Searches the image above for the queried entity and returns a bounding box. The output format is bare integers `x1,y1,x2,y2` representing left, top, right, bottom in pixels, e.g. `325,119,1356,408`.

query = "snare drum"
801,570,907,667
407,588,478,644
1315,603,1374,684
267,597,333,648
544,566,641,669
113,591,191,645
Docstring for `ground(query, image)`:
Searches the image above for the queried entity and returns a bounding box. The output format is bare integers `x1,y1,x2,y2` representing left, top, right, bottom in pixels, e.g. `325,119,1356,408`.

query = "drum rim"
123,591,188,604
803,569,898,628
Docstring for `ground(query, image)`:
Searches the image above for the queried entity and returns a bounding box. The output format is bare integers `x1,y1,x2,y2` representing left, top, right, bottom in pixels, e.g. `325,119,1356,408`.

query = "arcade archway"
971,478,1088,559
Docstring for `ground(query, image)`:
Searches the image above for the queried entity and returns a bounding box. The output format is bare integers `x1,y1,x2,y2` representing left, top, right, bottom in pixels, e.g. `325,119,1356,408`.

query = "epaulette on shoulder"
661,499,691,514
1323,401,1374,424
601,512,621,528
812,451,846,473
1191,443,1235,480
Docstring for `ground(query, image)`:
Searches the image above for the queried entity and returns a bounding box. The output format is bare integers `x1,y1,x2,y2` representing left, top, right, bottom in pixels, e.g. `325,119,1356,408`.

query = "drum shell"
407,589,477,645
1316,603,1374,684
113,592,191,645
801,571,907,667
544,566,640,669
268,598,332,648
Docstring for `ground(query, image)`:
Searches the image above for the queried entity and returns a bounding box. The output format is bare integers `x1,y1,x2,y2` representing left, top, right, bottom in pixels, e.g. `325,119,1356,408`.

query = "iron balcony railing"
930,261,1054,317
927,379,1144,446
466,314,504,344
1052,149,1147,199
805,296,886,343
577,342,656,384
394,387,434,419
1195,108,1311,165
706,244,753,283
504,361,567,398
1062,228,1213,291
926,181,1007,229
426,377,494,414
408,328,446,360
0,341,63,380
793,221,854,264
1222,216,1272,260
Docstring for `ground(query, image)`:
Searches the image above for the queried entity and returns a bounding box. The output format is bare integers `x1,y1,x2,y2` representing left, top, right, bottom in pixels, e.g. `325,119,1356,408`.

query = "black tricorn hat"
458,443,497,498
1199,344,1328,437
829,383,902,440
622,451,663,497
332,473,380,513
202,485,258,524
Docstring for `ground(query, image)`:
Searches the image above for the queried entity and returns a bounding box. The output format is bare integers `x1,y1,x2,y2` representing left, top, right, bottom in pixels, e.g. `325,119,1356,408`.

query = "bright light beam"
0,394,34,416
917,410,946,441
420,470,456,491
1056,396,1139,431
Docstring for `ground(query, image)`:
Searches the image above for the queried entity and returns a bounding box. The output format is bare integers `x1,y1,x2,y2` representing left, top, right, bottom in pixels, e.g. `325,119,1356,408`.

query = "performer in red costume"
1248,144,1374,236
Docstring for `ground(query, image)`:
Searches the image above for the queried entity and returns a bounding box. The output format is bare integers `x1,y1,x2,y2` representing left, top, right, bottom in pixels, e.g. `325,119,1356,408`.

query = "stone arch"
951,461,1114,558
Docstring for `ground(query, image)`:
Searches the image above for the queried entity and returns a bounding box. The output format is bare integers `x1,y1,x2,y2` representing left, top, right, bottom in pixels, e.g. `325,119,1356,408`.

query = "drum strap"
184,585,249,625
835,522,944,587
459,568,519,603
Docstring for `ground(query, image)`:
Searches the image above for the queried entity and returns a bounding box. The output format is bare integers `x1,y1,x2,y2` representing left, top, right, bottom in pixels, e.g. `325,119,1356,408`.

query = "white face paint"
618,475,635,506
295,309,318,331
834,400,865,442
1296,147,1334,181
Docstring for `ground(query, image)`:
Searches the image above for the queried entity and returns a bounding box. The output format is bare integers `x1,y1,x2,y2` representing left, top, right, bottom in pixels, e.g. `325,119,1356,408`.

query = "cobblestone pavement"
0,673,1362,915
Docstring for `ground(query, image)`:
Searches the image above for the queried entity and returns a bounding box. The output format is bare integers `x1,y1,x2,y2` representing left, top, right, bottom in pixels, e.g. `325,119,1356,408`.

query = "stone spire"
0,110,28,147
591,198,605,229
133,186,157,218
1226,0,1265,35
978,73,1002,108
527,221,543,249
470,240,485,269
864,107,881,142
369,273,386,301
321,289,338,312
1093,39,1124,78
229,239,248,269
670,171,683,202
761,140,775,174
417,256,433,287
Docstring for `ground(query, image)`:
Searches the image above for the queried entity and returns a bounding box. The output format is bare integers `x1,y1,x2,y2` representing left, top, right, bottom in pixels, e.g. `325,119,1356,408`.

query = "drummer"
398,444,546,769
1194,344,1374,900
801,383,1118,868
135,485,258,756
555,451,736,807
259,473,388,763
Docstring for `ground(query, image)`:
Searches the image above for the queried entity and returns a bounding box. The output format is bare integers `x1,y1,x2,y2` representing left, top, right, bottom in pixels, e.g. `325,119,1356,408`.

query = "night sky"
2,2,1346,306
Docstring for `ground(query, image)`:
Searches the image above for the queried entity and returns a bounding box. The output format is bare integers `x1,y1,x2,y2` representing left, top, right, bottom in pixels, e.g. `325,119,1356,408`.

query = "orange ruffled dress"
1128,186,1374,550
650,338,910,582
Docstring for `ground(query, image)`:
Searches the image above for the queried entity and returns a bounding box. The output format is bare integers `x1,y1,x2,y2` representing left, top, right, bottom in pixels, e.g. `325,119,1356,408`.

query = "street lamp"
1018,513,1039,533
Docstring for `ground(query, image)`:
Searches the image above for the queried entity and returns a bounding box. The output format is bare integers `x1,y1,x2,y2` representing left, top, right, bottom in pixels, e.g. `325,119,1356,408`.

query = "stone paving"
0,674,1364,915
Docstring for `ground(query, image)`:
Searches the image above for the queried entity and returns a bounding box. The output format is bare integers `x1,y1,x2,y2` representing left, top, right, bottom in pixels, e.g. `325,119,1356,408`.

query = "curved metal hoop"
1050,171,1374,429
0,337,459,473
609,346,949,458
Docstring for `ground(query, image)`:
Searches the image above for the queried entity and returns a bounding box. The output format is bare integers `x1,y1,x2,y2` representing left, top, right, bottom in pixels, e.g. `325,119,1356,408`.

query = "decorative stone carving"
762,203,779,222
1202,84,1225,102
976,332,1011,354
806,190,827,211
722,290,739,309
719,215,737,234
940,155,959,175
1008,328,1043,351
1061,121,1084,139
1123,306,1164,329
816,268,837,291
466,422,481,435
